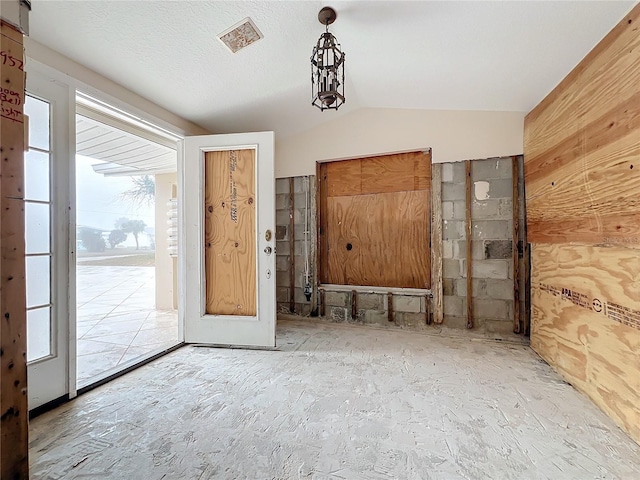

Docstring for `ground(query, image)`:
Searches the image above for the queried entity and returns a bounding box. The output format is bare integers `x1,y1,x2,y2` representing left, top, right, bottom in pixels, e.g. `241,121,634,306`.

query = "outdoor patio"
76,265,179,386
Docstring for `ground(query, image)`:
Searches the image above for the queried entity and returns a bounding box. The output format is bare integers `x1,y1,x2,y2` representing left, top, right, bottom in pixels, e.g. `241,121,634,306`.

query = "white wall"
24,37,209,137
155,173,177,310
275,108,525,178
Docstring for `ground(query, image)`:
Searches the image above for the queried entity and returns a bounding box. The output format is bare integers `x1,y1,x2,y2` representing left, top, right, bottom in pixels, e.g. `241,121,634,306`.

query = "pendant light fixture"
311,6,345,111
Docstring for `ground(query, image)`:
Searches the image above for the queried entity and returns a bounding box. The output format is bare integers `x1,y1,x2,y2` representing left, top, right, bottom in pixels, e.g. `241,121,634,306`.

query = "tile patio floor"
77,265,179,387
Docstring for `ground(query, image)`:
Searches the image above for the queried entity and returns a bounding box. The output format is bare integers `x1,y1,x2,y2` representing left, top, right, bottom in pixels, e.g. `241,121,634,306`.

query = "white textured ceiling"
29,1,634,138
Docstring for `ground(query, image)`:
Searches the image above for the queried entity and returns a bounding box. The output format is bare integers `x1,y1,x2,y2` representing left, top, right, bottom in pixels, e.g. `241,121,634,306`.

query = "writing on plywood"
204,149,256,316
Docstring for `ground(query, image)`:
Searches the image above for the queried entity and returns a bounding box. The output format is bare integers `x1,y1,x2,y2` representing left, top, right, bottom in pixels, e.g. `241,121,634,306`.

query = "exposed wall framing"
524,4,640,444
431,163,444,323
0,19,29,479
465,160,473,329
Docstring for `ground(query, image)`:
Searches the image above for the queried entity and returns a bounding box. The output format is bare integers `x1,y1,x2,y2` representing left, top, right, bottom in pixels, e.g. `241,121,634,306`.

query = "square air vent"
217,17,263,53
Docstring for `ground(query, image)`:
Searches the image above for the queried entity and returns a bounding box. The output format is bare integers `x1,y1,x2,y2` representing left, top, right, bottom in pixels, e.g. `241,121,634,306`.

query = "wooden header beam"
0,19,29,479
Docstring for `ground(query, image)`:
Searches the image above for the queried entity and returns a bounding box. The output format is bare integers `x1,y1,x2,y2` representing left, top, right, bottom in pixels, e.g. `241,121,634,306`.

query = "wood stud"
351,290,357,320
512,156,521,334
387,293,394,322
0,20,29,479
430,163,444,323
289,178,295,313
465,160,473,329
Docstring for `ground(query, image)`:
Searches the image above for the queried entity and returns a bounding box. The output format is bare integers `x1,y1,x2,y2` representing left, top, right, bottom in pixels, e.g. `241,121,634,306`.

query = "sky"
76,155,155,248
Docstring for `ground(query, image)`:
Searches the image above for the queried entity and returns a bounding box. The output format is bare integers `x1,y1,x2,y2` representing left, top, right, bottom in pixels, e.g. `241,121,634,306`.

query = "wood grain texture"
431,163,444,323
321,152,431,289
289,178,295,313
524,4,640,246
204,150,256,316
326,191,430,289
530,243,640,443
326,151,431,198
512,156,521,334
465,161,473,329
0,20,28,479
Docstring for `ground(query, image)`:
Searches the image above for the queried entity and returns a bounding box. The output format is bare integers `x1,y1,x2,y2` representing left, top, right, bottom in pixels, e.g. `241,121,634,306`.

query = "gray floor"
30,319,640,479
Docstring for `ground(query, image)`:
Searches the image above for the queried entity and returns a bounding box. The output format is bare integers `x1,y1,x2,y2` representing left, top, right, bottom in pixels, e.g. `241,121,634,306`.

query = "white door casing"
182,132,276,347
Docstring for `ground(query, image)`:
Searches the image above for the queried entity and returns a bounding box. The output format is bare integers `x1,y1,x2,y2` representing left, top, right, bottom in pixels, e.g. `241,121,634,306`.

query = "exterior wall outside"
155,173,177,310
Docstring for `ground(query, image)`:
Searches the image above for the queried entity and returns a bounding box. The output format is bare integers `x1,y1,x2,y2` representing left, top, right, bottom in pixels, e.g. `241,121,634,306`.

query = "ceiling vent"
217,18,263,53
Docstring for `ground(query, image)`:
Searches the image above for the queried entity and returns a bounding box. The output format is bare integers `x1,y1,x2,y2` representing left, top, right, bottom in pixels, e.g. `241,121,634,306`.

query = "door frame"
181,132,276,347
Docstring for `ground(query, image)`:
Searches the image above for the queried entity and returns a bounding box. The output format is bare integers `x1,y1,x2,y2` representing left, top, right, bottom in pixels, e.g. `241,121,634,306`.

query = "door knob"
264,246,272,255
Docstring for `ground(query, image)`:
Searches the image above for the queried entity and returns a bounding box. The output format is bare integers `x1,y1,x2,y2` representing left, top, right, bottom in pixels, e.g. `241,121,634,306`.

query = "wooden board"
204,150,256,315
524,4,640,246
465,161,473,328
431,163,444,323
326,190,430,289
0,20,28,479
530,243,640,443
512,156,520,333
326,151,431,198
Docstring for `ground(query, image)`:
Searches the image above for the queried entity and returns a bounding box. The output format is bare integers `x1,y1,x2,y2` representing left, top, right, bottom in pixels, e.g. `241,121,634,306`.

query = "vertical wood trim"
0,20,29,480
317,163,328,284
351,290,357,320
512,156,521,334
465,160,473,329
430,163,443,323
309,175,318,314
319,289,325,317
387,293,394,322
289,178,295,313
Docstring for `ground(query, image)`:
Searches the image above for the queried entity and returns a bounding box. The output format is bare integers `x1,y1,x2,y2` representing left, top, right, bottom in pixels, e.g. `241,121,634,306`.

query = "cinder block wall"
275,156,528,336
442,157,524,334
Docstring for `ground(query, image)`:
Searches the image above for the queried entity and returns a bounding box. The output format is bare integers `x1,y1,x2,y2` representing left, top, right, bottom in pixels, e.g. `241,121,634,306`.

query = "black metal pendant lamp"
311,7,345,111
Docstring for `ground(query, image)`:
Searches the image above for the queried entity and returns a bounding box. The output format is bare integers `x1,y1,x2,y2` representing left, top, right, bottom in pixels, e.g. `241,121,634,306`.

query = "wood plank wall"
524,4,640,444
204,149,257,316
0,20,29,479
319,151,431,289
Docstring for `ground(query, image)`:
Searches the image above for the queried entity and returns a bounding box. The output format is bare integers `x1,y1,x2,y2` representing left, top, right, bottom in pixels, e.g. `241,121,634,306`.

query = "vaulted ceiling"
29,1,634,138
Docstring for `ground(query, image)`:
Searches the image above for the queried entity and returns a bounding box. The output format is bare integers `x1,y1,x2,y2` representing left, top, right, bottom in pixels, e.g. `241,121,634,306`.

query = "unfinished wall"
524,4,640,444
277,155,527,338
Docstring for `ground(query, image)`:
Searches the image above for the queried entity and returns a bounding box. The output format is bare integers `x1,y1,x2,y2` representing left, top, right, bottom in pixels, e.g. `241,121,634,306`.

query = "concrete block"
294,224,307,241
365,309,388,326
455,240,484,260
325,291,348,307
358,293,383,310
473,298,511,320
474,278,514,300
276,255,289,272
484,319,516,336
452,162,467,183
443,278,455,296
443,240,454,259
294,193,307,208
275,225,288,241
485,178,513,199
293,176,306,193
471,199,500,219
276,287,289,302
484,240,512,259
443,259,461,278
455,278,466,297
453,200,466,220
396,312,426,328
443,315,469,329
444,295,464,316
472,220,509,240
444,220,463,240
276,269,290,287
443,201,454,220
472,260,509,279
295,287,310,304
498,199,513,218
442,183,466,201
276,241,289,256
276,209,290,226
442,163,454,183
395,295,421,313
275,178,289,194
329,306,346,322
471,158,512,181
276,193,288,210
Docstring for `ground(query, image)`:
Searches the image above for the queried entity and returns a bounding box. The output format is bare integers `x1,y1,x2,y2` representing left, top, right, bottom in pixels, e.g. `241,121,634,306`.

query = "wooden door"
182,132,276,347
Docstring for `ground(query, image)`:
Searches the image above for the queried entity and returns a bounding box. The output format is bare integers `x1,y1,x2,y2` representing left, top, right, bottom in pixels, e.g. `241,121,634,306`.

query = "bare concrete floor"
30,319,640,479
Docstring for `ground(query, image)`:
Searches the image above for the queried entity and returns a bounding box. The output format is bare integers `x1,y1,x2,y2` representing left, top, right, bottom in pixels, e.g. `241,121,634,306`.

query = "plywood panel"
530,243,640,443
326,159,362,197
326,191,430,289
360,151,430,195
204,149,256,315
524,4,640,245
0,20,28,479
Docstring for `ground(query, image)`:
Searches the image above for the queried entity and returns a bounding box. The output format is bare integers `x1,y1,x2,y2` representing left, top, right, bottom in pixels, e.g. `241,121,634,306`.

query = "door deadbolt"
265,230,272,241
